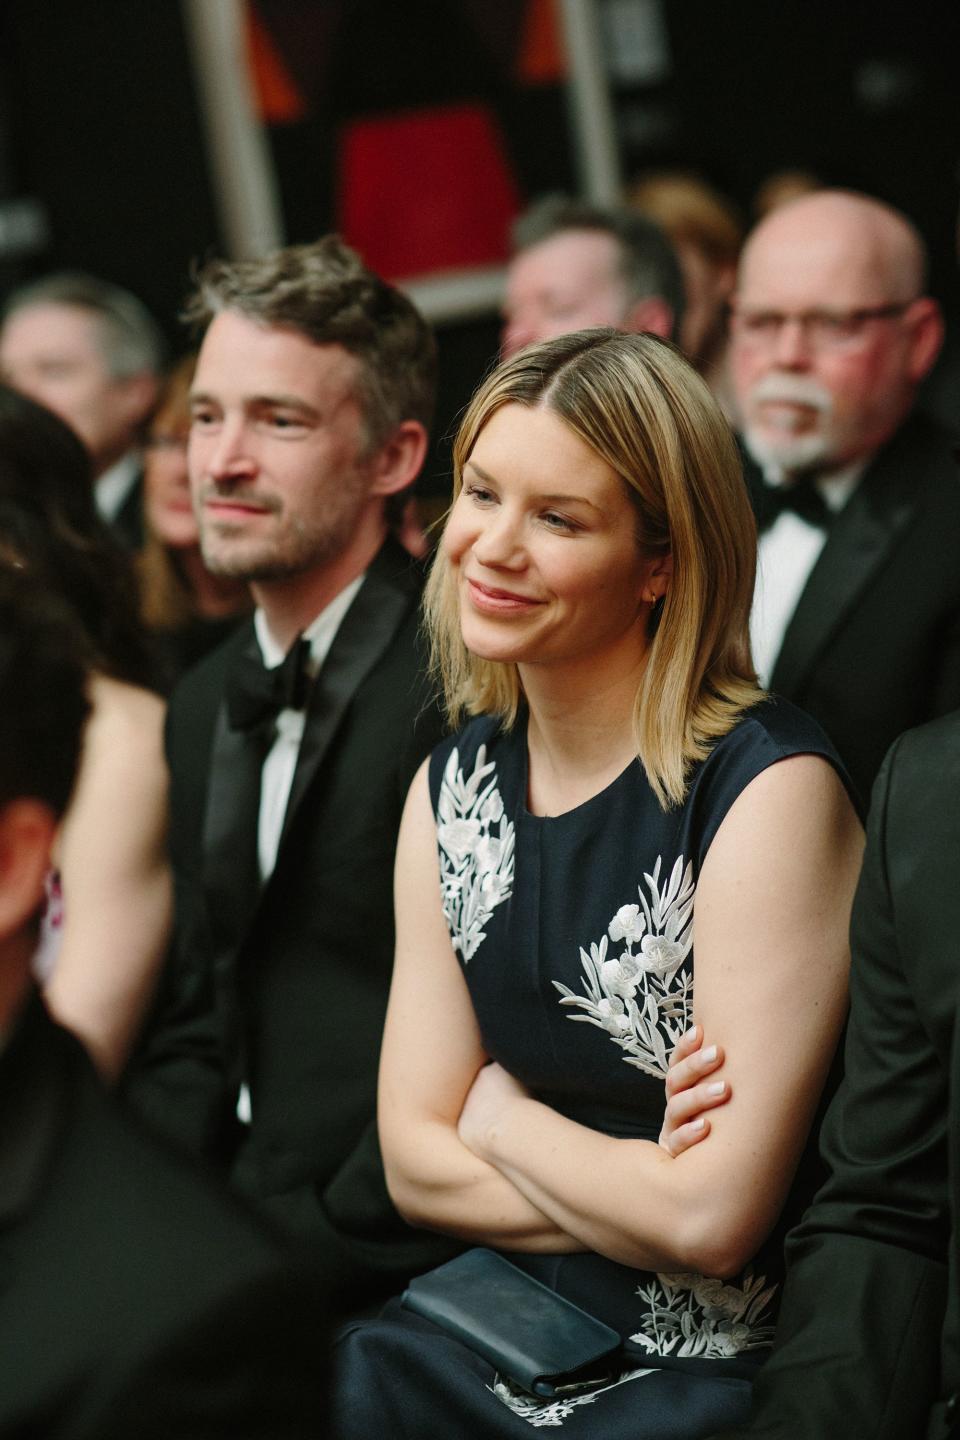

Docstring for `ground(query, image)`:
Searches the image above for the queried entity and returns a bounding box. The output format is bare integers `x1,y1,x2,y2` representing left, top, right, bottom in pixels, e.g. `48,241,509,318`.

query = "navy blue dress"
335,699,849,1437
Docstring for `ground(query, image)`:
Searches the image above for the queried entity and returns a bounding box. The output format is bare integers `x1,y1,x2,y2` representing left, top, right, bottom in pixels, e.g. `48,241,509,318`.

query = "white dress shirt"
253,575,365,882
94,451,141,522
751,464,864,689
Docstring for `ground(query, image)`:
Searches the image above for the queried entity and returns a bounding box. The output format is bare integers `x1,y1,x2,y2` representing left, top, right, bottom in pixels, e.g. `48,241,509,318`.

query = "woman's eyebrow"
464,460,603,512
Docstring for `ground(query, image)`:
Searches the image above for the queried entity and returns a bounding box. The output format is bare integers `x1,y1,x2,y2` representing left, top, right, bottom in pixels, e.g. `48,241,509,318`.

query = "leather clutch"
402,1248,623,1399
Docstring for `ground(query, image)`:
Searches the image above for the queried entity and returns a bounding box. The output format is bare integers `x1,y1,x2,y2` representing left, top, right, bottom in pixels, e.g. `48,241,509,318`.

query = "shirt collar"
253,572,366,673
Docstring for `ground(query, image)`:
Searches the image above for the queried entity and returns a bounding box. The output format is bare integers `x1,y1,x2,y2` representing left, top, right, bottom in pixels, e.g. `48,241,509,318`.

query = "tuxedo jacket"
128,539,458,1312
0,994,327,1439
745,412,960,804
717,713,960,1440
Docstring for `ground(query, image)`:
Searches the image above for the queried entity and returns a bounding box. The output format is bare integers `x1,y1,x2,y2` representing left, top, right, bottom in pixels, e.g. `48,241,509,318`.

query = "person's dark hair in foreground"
0,382,153,687
0,573,329,1438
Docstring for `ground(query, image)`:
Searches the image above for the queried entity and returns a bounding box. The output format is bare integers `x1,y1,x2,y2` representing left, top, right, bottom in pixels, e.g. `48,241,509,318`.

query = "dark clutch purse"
401,1248,623,1399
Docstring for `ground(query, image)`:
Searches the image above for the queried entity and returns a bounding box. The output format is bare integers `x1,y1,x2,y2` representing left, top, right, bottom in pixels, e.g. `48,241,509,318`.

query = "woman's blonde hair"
423,328,762,808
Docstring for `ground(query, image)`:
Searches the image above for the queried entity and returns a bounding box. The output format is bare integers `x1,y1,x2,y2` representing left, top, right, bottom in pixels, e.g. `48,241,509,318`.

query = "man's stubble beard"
198,498,366,583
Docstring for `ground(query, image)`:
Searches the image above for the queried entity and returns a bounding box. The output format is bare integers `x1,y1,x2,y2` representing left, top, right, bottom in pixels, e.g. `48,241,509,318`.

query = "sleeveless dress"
335,698,850,1438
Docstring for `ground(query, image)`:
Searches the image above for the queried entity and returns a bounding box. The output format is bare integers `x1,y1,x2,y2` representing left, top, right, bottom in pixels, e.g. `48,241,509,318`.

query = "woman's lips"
466,578,544,612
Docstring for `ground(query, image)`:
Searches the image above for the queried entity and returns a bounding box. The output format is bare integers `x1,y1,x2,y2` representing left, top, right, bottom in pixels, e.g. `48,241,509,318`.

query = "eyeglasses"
729,302,914,352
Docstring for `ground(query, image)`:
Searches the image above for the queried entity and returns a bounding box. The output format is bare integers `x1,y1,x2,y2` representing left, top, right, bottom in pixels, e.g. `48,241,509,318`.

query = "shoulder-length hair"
423,328,762,808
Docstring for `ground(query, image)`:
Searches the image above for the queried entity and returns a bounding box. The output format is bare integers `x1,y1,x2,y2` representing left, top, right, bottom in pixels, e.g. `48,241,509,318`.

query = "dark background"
1,0,957,495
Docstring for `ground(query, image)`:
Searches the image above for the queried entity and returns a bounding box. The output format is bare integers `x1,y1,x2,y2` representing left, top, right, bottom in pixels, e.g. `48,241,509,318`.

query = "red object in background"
336,103,523,280
516,0,566,84
244,1,308,124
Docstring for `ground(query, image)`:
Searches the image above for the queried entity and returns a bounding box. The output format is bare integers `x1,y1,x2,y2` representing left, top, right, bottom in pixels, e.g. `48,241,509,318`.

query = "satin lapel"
200,628,267,952
276,556,417,856
770,448,916,698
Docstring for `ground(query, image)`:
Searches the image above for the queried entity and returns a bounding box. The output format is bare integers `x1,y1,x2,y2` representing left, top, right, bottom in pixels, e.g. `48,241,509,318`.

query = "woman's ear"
643,551,674,606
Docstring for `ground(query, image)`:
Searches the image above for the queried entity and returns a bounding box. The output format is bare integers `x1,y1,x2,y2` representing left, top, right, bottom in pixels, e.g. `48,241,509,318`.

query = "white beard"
740,374,835,480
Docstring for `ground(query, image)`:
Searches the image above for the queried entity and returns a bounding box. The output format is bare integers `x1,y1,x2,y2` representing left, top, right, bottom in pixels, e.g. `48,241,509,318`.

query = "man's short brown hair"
184,236,436,452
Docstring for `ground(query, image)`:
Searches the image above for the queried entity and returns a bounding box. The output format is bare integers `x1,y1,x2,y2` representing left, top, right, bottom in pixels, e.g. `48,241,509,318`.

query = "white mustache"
749,375,833,414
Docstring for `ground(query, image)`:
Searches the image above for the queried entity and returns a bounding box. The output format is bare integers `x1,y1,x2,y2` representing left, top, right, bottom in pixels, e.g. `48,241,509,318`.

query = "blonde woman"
335,331,863,1437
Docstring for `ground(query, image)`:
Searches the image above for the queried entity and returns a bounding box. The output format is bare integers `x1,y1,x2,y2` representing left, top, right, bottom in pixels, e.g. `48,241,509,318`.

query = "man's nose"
202,417,255,481
770,316,814,370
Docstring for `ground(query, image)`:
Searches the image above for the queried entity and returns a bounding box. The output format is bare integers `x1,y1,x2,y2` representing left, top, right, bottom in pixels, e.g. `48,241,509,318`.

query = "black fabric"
126,539,459,1318
0,994,328,1438
711,712,960,1438
225,633,312,733
752,472,834,533
741,411,960,803
403,1249,623,1397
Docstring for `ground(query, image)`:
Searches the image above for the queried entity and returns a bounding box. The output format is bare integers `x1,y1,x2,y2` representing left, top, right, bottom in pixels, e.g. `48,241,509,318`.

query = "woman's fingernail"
702,1045,718,1063
708,1081,726,1095
691,1117,706,1130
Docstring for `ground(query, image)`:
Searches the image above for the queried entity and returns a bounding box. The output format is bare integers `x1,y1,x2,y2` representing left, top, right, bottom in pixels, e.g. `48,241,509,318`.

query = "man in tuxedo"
0,271,163,545
730,189,960,801
128,236,457,1314
0,576,327,1437
704,709,960,1439
501,194,685,357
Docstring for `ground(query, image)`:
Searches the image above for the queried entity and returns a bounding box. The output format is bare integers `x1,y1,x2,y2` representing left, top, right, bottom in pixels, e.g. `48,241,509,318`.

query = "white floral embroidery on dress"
630,1269,777,1358
436,743,515,962
490,1366,653,1428
552,854,695,1077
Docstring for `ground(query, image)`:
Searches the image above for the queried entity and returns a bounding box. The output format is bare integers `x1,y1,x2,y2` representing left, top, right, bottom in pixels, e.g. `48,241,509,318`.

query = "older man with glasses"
728,188,960,801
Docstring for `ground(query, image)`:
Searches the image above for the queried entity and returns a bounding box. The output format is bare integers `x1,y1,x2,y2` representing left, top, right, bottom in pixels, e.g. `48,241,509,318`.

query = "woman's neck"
175,547,250,619
521,653,649,817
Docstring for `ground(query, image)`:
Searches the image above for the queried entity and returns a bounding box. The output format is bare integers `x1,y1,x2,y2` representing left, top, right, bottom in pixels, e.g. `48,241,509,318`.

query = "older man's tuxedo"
716,712,960,1440
128,539,458,1313
0,993,327,1438
744,412,960,803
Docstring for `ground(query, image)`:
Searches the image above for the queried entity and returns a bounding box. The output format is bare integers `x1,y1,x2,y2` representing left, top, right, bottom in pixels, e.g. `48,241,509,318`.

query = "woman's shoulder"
82,675,166,786
428,713,517,807
87,674,165,744
686,696,857,860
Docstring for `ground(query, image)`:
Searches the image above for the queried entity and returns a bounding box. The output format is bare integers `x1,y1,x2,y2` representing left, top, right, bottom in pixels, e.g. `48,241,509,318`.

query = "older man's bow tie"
756,473,833,533
226,635,312,733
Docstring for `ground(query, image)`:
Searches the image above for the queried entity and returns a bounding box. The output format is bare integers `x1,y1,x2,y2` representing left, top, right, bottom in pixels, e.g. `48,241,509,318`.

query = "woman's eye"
542,511,578,532
466,484,495,504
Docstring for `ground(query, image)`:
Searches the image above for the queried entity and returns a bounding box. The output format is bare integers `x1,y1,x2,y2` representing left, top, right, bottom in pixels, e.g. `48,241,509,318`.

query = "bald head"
731,190,943,477
741,190,926,303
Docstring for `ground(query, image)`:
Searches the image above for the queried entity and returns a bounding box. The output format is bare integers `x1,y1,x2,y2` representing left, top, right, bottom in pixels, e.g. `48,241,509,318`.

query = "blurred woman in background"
139,354,249,687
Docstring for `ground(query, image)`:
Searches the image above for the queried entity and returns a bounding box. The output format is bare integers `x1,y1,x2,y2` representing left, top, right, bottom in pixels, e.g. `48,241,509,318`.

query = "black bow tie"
755,473,834,533
225,635,313,734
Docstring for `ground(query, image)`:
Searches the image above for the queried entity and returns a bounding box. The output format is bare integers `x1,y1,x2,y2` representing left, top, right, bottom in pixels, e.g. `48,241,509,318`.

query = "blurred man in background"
501,194,685,357
1,271,164,545
729,188,960,800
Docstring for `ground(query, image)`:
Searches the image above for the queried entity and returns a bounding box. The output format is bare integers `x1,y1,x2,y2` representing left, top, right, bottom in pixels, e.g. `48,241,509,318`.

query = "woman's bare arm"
378,759,583,1251
43,675,172,1081
456,755,863,1275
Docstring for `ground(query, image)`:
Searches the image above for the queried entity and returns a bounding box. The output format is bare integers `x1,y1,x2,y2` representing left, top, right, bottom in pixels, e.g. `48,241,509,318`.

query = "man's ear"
0,799,56,941
623,295,674,342
905,297,945,384
368,419,429,498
